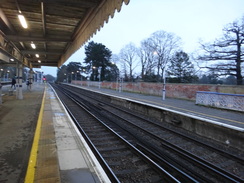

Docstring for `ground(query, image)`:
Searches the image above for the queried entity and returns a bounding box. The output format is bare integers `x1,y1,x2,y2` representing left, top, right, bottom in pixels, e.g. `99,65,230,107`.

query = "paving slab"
0,84,45,183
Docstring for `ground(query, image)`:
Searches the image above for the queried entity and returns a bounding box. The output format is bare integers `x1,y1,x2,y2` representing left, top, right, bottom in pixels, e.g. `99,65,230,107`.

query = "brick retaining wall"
72,81,244,101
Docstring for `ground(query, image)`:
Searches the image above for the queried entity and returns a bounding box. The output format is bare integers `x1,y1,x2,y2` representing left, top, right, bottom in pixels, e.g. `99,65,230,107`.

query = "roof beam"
32,62,57,67
41,2,48,54
22,50,62,55
0,8,16,33
6,35,71,42
41,2,46,36
19,42,26,49
35,0,99,7
27,58,58,62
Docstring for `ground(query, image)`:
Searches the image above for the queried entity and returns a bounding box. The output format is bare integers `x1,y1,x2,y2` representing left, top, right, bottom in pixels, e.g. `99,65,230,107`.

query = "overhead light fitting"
10,58,14,61
18,14,28,29
35,54,39,58
38,60,41,63
31,42,36,49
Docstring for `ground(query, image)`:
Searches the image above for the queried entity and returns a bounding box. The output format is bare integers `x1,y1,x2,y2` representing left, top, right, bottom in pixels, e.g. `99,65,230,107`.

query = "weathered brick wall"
72,81,244,100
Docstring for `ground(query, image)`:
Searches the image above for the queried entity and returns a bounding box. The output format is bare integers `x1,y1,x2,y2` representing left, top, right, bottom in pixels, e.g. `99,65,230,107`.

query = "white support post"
29,69,33,90
0,81,2,104
16,63,23,99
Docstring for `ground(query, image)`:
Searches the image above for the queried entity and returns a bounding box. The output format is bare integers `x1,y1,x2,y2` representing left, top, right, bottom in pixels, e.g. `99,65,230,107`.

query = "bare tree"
149,30,181,81
111,54,120,65
119,43,139,81
138,38,157,80
198,18,244,85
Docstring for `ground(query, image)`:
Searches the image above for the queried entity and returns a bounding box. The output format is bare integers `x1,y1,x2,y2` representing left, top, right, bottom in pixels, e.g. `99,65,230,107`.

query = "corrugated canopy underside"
0,0,129,68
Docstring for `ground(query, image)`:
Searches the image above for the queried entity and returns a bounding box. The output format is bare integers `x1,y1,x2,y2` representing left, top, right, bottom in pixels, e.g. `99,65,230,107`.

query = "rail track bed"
51,84,244,183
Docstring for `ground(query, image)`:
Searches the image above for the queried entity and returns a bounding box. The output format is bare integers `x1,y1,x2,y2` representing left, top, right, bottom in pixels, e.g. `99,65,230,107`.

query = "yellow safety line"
127,96,244,125
24,88,46,183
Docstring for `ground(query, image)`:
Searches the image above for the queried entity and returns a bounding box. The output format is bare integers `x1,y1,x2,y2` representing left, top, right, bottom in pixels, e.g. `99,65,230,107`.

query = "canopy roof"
0,0,129,68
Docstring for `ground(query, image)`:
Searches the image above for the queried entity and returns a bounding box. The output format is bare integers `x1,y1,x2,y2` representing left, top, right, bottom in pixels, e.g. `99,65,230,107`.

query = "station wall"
72,81,244,101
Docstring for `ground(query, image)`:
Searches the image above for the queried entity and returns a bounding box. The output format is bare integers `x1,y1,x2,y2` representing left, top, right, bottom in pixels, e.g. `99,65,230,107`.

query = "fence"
196,91,244,112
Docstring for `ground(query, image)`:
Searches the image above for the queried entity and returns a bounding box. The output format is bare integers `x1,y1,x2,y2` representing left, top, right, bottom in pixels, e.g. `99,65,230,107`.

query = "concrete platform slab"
31,85,110,183
56,137,78,150
61,169,101,183
58,149,88,170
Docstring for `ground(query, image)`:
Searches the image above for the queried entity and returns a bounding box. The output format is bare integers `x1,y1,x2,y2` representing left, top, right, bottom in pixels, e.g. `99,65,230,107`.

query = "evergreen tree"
167,51,197,83
56,64,67,82
57,62,82,83
225,75,237,85
45,74,56,82
84,41,113,81
66,62,82,74
198,73,223,84
66,62,82,82
198,74,209,84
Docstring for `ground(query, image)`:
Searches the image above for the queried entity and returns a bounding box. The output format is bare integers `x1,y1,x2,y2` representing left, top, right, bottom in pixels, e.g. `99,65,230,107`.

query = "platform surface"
72,84,244,129
0,84,109,183
1,83,243,183
38,85,106,183
0,84,44,183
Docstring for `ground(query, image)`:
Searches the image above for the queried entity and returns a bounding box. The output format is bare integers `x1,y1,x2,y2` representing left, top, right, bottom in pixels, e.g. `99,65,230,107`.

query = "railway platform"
71,84,244,129
0,83,109,183
0,82,243,183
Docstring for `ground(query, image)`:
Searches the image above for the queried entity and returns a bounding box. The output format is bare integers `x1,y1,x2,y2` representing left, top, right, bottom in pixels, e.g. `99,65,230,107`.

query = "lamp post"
154,50,166,100
80,71,82,86
119,77,123,93
162,68,166,100
80,69,85,86
64,73,67,83
116,73,119,91
76,70,80,85
80,69,86,86
75,71,78,81
92,66,101,88
0,69,3,81
92,66,96,81
6,70,10,81
98,67,101,89
70,72,74,83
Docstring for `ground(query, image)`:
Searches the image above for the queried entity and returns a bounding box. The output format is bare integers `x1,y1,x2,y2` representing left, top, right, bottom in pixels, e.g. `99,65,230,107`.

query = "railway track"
52,84,181,182
51,84,244,183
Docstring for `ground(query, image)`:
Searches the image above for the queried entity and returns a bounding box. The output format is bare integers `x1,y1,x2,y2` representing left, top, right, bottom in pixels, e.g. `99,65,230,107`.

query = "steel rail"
52,84,180,183
94,100,243,182
60,84,243,183
51,84,120,183
77,85,243,164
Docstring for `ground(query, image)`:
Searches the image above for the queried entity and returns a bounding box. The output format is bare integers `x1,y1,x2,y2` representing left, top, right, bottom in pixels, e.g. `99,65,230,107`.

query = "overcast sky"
40,0,244,76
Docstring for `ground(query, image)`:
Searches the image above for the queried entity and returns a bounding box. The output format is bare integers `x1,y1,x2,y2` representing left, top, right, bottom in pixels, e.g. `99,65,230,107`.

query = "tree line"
57,16,243,85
